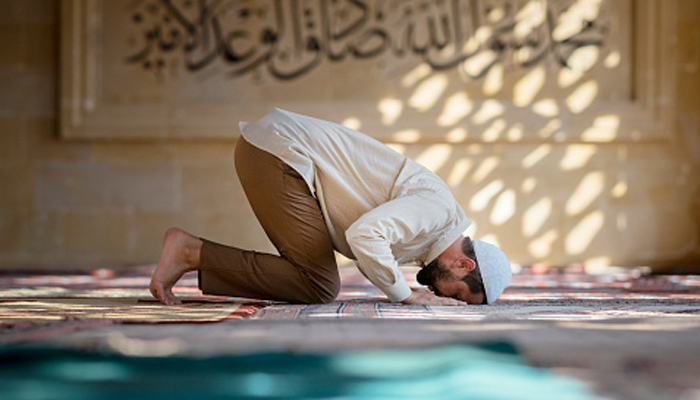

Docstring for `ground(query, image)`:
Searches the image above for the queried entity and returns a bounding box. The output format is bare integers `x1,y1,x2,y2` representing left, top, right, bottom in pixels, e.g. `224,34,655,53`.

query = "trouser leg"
198,137,340,304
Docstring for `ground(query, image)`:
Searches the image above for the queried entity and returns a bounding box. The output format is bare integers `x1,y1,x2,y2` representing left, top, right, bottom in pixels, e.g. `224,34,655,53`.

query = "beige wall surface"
1,0,699,271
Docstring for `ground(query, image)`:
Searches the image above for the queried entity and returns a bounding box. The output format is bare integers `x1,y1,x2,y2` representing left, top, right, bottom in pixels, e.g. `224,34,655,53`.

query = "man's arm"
345,193,465,306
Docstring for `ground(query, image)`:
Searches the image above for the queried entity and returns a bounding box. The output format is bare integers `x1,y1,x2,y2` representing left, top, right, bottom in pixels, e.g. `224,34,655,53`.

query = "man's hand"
401,288,467,306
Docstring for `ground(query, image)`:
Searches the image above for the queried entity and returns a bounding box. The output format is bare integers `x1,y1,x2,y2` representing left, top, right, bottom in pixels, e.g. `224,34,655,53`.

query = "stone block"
0,164,33,209
0,68,55,117
0,117,29,167
22,22,57,67
62,210,129,259
0,206,29,255
180,164,242,212
0,23,22,65
36,161,181,211
170,142,236,167
91,143,174,165
5,0,56,23
20,210,63,256
29,118,91,161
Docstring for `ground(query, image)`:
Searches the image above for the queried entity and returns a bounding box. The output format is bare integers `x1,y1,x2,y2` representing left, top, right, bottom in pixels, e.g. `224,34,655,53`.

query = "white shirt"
240,108,470,302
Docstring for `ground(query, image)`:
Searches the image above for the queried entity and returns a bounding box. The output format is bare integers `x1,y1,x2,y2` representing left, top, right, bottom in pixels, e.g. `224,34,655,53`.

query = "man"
151,108,511,306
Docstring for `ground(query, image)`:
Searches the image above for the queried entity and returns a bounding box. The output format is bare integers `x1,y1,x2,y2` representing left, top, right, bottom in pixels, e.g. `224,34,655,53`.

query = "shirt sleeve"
344,192,450,302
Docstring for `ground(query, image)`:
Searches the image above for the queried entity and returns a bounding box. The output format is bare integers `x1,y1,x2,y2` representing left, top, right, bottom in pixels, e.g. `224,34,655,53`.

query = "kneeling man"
151,108,512,306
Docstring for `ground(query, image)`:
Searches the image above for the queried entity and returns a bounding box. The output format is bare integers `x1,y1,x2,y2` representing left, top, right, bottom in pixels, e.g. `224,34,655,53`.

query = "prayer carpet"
0,270,263,344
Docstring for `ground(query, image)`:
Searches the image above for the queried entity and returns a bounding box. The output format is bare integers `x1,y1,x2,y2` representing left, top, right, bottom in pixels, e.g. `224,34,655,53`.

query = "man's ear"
459,257,477,272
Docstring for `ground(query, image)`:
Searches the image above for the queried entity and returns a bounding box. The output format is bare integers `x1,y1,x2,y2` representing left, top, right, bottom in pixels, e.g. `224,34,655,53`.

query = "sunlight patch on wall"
514,66,545,107
470,180,504,212
522,144,552,168
539,119,563,138
507,124,524,141
566,210,605,255
341,117,362,130
611,172,628,198
584,256,612,274
483,64,504,95
581,114,620,141
560,145,597,170
414,144,453,173
386,143,406,155
482,119,507,142
471,156,500,183
604,51,621,68
447,159,473,187
566,171,604,215
409,74,448,111
567,46,599,73
437,92,473,126
553,0,603,42
463,26,493,55
378,98,403,125
532,99,559,117
566,80,598,113
446,127,468,143
558,67,584,88
523,197,553,237
528,229,558,258
472,100,505,125
515,0,547,39
513,0,547,64
490,189,516,225
401,63,432,87
392,129,421,143
521,177,537,193
480,234,501,248
462,50,499,81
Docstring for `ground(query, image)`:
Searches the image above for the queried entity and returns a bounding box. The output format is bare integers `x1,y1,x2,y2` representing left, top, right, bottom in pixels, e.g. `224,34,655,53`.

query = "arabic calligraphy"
125,0,609,81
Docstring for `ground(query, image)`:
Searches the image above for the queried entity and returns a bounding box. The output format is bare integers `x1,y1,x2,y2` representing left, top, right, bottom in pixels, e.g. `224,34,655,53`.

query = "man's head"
417,237,512,304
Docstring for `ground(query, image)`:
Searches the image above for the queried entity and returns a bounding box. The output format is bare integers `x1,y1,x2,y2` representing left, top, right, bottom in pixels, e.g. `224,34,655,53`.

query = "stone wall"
0,0,698,271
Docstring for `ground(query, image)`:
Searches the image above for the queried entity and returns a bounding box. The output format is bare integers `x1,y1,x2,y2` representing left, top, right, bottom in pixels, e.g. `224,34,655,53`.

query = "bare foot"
150,227,202,305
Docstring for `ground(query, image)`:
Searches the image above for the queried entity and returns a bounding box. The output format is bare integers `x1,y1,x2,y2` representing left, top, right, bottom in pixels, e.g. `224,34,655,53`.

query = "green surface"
0,342,608,400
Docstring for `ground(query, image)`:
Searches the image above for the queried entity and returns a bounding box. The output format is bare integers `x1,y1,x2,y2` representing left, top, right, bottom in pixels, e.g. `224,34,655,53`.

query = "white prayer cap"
473,240,512,304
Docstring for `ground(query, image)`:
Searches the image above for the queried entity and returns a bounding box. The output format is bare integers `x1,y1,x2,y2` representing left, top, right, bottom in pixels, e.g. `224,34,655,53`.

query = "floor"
1,265,700,400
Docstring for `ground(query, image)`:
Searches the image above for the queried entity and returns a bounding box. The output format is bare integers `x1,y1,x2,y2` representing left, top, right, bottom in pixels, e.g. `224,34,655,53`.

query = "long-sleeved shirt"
239,108,470,302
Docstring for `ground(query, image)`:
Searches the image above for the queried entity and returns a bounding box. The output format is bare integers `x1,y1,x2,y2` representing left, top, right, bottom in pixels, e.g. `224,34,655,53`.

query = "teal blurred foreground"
0,343,608,400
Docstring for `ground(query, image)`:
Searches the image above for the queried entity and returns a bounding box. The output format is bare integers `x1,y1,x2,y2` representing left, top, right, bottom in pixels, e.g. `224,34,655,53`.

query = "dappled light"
323,0,677,268
408,74,449,111
565,171,605,216
566,80,598,113
414,145,453,173
523,198,553,237
566,211,605,255
522,144,552,169
378,98,403,125
560,145,597,170
490,189,516,226
472,100,505,125
513,67,546,107
470,180,505,213
437,92,473,127
581,115,620,141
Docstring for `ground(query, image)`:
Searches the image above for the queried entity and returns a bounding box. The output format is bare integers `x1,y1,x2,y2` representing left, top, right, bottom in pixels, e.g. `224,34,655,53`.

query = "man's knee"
312,278,340,304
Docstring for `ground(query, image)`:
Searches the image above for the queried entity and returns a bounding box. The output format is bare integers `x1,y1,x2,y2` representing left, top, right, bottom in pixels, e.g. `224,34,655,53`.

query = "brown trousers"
198,138,340,303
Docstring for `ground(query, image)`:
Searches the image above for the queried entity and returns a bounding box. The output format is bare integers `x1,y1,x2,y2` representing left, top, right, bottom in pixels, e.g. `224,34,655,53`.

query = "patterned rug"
253,265,700,320
0,269,263,344
2,265,699,344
